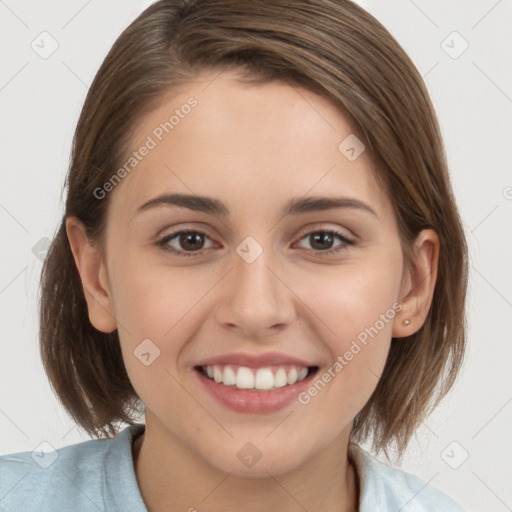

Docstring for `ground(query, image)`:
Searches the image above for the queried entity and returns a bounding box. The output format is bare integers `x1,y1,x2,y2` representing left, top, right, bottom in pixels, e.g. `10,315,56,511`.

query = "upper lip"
195,352,315,368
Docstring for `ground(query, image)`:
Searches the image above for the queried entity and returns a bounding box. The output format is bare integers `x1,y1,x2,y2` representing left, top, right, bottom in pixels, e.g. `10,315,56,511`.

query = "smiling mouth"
195,364,319,391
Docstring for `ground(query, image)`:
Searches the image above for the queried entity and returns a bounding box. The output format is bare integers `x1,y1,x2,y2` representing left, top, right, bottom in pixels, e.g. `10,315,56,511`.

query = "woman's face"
87,70,410,475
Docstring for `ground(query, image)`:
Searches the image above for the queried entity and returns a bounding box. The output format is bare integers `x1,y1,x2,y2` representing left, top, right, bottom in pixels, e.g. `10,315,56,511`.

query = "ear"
65,216,117,333
393,229,439,338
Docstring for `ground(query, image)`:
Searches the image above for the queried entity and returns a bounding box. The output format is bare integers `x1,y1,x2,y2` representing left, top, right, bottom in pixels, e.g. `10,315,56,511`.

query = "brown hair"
40,0,468,457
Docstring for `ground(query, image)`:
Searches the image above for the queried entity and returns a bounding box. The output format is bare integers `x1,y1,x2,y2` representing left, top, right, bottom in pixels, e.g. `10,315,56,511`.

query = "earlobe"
65,216,118,333
393,229,439,338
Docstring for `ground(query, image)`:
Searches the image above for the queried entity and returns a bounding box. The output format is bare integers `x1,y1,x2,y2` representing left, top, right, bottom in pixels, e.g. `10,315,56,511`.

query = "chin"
199,440,312,478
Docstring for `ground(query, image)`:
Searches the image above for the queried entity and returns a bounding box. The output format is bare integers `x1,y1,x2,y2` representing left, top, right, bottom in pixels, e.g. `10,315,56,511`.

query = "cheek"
300,255,402,403
313,254,402,340
111,251,213,334
112,263,213,419
111,258,218,375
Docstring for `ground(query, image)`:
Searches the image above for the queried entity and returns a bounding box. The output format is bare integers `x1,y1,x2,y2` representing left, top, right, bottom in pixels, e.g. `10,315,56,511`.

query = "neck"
133,416,359,512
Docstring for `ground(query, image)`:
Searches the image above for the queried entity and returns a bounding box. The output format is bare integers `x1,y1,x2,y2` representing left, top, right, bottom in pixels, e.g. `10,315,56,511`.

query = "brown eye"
295,229,355,255
157,230,214,257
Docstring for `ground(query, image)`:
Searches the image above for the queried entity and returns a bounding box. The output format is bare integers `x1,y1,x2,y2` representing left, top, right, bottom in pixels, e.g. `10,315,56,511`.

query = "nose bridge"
215,235,295,335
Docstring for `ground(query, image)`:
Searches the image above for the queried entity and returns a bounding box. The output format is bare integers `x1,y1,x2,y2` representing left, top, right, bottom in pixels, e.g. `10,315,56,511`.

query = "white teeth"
203,364,311,390
274,368,288,388
213,366,223,383
297,367,308,381
255,368,274,390
287,367,298,385
223,366,236,386
236,367,254,389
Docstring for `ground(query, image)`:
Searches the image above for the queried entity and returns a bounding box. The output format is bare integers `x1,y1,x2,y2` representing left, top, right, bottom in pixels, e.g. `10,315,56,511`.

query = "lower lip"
195,368,317,414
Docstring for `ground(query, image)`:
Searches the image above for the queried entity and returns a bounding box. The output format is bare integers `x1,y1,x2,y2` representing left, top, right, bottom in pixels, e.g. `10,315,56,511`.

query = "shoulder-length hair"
40,0,468,457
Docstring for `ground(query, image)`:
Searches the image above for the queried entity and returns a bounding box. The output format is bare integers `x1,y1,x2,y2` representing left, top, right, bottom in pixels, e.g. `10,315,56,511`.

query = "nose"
214,245,296,339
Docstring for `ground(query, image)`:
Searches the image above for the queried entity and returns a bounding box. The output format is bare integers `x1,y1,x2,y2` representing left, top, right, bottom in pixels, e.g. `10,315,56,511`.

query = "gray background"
1,1,511,510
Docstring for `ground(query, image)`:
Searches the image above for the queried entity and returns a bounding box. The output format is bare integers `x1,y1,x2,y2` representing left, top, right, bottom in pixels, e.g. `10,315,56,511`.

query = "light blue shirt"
0,423,465,511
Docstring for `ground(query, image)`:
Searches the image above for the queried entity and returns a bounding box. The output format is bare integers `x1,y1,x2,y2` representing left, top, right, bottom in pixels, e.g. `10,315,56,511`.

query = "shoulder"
348,443,466,512
0,423,145,512
0,434,111,511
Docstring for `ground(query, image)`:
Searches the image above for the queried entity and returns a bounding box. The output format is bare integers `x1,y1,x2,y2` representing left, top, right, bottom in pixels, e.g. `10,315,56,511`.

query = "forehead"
109,70,390,220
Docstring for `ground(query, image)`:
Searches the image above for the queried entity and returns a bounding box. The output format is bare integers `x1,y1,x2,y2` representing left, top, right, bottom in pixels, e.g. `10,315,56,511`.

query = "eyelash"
156,226,356,258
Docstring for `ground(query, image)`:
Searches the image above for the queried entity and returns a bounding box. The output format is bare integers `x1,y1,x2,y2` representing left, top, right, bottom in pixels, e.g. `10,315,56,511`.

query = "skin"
67,70,439,512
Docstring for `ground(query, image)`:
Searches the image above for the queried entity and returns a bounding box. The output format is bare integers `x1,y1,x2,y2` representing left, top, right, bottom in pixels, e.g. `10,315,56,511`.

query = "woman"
0,1,468,510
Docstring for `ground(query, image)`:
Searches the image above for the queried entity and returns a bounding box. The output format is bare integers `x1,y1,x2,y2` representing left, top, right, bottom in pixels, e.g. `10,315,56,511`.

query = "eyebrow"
136,193,378,218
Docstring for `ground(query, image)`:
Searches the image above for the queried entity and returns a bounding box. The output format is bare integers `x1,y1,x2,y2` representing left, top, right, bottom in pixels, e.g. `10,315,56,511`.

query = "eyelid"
295,222,356,242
